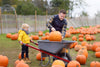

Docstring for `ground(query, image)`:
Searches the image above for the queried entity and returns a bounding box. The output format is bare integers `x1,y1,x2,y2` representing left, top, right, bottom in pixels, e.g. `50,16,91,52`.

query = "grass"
0,28,100,67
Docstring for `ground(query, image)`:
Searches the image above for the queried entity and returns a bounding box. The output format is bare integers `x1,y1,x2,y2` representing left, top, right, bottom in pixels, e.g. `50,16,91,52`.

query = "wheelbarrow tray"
38,40,75,54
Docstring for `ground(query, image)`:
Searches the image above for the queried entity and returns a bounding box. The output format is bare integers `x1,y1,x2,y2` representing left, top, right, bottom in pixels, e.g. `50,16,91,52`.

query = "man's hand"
51,27,56,31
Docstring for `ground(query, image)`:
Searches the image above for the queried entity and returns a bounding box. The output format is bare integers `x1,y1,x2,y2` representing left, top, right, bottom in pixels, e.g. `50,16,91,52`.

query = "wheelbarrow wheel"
60,53,72,67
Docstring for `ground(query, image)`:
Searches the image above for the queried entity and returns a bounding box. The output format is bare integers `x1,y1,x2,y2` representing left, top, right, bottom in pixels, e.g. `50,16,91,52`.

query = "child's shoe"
25,58,31,63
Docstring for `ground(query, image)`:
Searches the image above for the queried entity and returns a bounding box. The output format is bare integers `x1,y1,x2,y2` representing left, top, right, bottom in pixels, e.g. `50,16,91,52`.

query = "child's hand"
19,41,23,44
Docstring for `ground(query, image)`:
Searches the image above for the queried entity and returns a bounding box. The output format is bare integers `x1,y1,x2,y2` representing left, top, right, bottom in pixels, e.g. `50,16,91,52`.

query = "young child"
18,23,31,63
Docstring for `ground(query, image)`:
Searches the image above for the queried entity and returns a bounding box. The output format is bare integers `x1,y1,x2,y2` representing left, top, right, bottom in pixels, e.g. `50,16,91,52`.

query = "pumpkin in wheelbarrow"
49,31,62,41
52,60,65,67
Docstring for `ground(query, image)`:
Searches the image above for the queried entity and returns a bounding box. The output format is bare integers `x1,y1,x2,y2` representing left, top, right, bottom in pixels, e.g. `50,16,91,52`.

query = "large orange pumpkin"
52,60,65,67
6,33,12,38
90,61,100,67
36,53,45,61
76,55,86,65
67,60,81,67
0,55,9,67
95,52,100,58
49,31,62,41
18,53,26,59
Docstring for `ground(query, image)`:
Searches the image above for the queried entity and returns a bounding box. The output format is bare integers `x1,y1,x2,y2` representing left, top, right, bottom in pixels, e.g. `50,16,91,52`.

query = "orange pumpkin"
16,62,29,67
52,60,65,67
81,41,87,46
36,53,45,61
79,37,84,41
45,35,49,40
77,47,88,58
6,33,12,38
52,65,63,67
96,47,100,52
38,31,43,36
32,35,39,40
0,55,9,67
86,44,93,51
79,34,84,38
74,45,82,51
14,60,20,67
91,35,96,40
73,41,78,48
18,53,26,59
95,52,100,58
49,31,62,41
67,60,81,67
72,36,77,41
76,55,86,65
90,61,100,67
14,60,24,67
86,36,92,41
41,36,46,40
45,32,49,36
11,34,18,40
65,32,71,38
92,42,100,51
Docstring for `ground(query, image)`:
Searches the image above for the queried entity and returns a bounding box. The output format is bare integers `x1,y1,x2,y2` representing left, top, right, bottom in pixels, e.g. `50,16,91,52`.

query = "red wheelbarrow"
25,40,75,67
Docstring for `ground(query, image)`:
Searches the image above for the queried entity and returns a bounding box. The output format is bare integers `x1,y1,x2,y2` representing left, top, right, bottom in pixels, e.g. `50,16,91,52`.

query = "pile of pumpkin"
6,33,18,40
65,25,100,41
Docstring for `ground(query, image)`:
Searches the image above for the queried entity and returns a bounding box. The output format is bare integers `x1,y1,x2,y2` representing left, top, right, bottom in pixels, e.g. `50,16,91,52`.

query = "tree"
80,11,88,17
50,0,86,15
2,0,10,5
50,0,70,14
95,11,100,17
16,2,40,15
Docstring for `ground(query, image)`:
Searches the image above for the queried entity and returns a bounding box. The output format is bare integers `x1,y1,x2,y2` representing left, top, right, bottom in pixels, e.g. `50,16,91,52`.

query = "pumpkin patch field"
0,26,100,67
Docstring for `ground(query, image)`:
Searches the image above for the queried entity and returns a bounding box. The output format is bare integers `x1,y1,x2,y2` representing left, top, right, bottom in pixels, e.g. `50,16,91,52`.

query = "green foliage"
16,2,42,15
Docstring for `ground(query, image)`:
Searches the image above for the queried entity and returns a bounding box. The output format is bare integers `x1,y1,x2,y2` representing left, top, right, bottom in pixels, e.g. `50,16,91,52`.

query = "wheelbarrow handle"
30,40,38,46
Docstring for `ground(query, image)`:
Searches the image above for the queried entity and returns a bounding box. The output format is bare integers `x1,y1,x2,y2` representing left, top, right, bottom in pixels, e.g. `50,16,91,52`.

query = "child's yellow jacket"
18,30,30,44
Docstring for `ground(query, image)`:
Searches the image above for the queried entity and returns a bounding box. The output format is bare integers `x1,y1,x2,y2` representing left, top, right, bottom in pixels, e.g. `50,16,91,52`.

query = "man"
46,9,72,61
47,9,67,38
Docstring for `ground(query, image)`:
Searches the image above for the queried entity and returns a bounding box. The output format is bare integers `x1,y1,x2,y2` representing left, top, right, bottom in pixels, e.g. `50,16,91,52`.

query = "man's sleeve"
46,16,54,28
62,20,67,38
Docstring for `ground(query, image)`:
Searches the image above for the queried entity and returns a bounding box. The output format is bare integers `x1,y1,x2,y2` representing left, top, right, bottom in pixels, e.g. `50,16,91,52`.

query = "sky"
72,0,100,18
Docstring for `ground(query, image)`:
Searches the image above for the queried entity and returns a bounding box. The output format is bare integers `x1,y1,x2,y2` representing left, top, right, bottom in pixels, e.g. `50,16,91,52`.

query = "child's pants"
21,45,29,59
